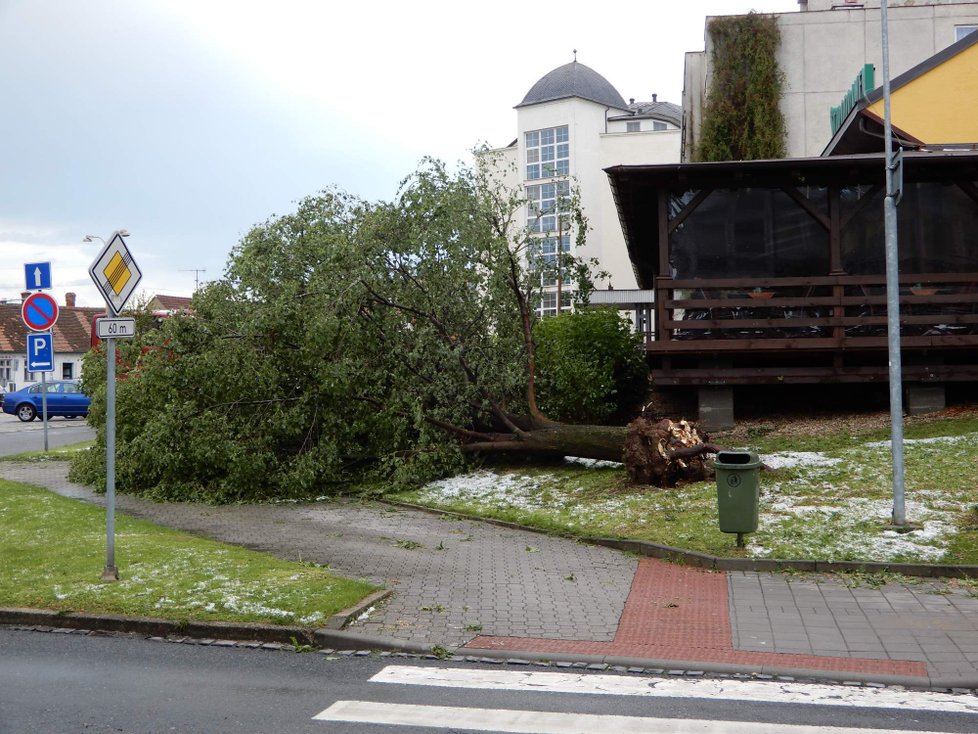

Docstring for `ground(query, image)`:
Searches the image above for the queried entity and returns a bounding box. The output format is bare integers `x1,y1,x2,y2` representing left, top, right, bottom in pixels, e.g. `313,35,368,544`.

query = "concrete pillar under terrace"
905,384,945,416
698,386,735,432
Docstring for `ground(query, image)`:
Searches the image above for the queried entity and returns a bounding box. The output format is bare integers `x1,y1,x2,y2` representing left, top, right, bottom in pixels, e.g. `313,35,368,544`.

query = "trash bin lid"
715,450,760,466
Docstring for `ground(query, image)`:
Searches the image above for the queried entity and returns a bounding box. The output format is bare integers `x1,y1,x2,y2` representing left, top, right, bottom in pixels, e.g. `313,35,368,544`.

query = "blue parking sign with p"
27,332,54,372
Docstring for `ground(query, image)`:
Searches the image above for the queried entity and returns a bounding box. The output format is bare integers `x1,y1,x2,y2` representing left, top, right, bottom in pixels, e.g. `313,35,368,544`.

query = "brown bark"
462,423,627,463
669,442,722,461
459,418,722,486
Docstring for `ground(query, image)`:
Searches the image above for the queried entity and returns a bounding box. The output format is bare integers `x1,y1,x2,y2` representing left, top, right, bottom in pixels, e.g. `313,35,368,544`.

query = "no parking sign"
21,292,59,331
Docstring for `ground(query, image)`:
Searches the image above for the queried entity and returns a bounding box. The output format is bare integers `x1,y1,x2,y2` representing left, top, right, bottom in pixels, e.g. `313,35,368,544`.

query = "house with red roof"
147,294,193,314
0,292,102,391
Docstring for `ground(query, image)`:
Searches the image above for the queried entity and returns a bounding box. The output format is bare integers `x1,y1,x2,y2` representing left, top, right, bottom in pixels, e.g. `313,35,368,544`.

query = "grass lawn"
5,406,977,631
0,476,377,627
394,408,978,565
0,441,94,463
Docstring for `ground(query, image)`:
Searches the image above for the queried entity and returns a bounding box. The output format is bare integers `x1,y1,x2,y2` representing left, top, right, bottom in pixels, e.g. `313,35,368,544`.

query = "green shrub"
533,308,648,424
696,12,786,162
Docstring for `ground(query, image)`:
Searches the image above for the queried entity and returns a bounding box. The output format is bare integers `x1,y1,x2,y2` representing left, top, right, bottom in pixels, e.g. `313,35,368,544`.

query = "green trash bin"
715,450,761,540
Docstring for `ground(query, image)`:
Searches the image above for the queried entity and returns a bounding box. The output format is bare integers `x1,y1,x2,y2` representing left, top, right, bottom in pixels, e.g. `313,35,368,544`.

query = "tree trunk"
462,417,720,488
463,423,627,462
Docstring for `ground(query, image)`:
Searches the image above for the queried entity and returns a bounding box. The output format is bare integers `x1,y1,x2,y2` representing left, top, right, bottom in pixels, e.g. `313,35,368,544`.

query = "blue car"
1,380,90,422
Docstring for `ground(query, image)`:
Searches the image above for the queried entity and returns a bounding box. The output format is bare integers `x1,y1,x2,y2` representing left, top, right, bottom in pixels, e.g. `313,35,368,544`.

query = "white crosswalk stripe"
312,664,975,732
371,665,978,714
314,700,955,733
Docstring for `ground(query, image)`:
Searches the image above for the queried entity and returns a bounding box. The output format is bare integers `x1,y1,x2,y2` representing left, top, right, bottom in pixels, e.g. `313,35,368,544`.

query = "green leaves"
73,157,588,501
697,12,786,162
533,308,648,424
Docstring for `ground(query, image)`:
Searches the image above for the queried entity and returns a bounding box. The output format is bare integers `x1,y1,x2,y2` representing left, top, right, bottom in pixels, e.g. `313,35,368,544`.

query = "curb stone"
325,589,392,630
0,610,978,696
388,500,978,579
6,609,978,691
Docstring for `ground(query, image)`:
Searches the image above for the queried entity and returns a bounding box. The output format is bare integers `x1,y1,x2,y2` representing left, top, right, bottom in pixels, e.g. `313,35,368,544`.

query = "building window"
526,180,571,233
653,120,667,131
626,121,641,133
956,25,978,42
62,362,73,380
525,125,569,180
529,234,572,287
0,358,12,388
536,290,573,318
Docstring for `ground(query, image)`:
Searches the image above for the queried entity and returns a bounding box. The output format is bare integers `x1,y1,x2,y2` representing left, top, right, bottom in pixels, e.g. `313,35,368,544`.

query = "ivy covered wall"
695,12,786,162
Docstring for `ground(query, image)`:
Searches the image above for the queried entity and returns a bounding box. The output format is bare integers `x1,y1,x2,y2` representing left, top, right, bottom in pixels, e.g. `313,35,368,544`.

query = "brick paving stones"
466,557,929,678
728,570,978,680
0,462,635,648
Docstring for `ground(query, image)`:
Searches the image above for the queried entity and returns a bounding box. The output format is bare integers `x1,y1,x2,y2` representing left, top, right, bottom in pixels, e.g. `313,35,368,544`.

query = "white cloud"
1,0,799,303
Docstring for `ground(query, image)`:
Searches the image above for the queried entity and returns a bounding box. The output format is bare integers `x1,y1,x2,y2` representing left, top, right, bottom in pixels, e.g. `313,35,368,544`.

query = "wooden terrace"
606,152,978,421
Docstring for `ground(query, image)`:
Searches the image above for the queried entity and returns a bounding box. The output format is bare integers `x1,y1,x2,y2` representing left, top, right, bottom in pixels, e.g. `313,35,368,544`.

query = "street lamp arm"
84,229,129,244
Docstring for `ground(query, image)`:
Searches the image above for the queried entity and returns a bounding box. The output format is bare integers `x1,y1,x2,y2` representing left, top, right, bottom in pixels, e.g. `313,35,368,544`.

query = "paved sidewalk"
0,462,635,648
4,461,978,687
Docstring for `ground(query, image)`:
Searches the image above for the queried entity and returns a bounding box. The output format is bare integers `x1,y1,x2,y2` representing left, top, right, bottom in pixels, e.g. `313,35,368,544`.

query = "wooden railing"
649,273,978,352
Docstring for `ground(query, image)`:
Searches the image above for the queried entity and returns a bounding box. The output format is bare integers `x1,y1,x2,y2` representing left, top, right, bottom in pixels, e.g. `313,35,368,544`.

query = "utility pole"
555,215,562,315
881,0,908,529
179,268,207,291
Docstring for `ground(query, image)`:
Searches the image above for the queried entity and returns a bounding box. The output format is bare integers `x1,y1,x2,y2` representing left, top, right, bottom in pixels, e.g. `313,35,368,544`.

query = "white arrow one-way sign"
24,262,52,291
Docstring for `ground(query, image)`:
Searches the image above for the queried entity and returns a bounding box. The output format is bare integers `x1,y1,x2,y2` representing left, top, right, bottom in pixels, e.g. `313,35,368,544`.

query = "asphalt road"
1,628,976,734
0,411,95,456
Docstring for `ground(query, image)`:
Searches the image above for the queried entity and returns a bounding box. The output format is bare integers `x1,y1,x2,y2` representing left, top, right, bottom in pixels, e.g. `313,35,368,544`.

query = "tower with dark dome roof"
517,60,629,110
480,55,681,314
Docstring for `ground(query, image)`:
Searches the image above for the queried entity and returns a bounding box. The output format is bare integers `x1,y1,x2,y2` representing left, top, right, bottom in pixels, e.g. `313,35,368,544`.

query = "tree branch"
667,443,722,461
503,245,554,427
361,279,527,436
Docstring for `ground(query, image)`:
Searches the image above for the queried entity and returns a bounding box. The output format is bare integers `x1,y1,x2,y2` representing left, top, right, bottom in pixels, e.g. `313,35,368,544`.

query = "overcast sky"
0,0,799,307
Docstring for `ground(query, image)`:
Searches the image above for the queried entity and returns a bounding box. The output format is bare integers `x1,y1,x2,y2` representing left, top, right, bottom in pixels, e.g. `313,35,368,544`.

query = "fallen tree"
74,158,703,500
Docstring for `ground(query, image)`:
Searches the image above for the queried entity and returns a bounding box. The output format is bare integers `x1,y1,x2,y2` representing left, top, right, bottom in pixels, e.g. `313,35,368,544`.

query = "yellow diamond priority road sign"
89,231,142,314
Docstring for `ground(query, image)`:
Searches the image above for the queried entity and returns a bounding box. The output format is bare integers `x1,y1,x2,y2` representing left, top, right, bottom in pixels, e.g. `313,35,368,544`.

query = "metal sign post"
40,372,49,449
23,282,58,453
88,230,141,582
27,332,55,451
102,301,119,581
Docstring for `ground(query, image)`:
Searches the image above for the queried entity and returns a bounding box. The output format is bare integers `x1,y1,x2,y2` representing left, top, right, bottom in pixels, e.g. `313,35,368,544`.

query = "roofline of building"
823,30,978,155
607,112,682,126
606,150,978,288
514,95,631,112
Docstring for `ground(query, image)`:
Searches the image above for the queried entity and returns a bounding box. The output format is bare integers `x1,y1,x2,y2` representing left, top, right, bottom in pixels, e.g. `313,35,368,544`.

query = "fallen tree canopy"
72,159,693,501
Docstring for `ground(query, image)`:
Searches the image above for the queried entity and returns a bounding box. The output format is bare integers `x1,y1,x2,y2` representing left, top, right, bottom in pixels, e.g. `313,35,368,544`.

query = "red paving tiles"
465,557,929,678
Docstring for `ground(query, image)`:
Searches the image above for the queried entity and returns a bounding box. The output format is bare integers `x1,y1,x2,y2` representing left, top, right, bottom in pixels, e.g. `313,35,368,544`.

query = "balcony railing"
651,273,978,351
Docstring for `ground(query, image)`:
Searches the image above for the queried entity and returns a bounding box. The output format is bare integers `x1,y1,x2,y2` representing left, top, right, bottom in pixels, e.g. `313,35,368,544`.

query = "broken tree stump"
623,417,721,488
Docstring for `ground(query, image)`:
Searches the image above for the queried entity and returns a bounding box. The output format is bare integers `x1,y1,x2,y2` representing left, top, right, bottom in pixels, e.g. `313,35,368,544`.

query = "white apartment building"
485,57,681,313
483,3,978,320
684,0,978,160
